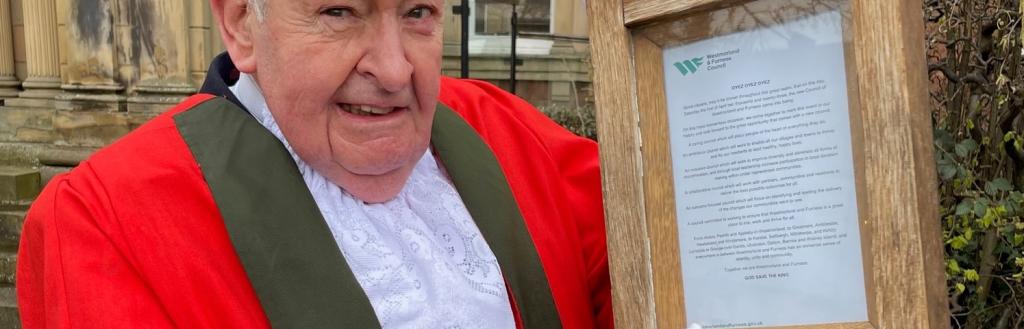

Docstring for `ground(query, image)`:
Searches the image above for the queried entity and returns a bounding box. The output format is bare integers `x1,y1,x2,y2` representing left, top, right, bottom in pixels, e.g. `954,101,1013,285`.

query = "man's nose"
355,20,414,93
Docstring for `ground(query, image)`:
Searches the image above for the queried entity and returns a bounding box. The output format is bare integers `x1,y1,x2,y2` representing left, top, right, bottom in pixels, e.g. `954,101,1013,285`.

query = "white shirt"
230,74,516,329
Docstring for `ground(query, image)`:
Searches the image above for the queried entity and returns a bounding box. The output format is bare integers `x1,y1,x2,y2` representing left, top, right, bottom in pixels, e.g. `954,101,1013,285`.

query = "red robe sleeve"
439,77,613,329
538,116,613,329
17,166,176,329
481,85,613,329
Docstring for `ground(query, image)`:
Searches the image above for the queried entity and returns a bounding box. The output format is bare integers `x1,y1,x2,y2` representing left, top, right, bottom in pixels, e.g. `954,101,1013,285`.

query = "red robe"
17,55,610,329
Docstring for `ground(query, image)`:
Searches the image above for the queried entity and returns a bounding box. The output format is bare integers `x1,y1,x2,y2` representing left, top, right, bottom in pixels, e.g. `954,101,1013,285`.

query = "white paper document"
664,10,868,328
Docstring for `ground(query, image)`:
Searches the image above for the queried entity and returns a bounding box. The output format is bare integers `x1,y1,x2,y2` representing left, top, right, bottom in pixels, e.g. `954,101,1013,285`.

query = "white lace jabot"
229,74,516,329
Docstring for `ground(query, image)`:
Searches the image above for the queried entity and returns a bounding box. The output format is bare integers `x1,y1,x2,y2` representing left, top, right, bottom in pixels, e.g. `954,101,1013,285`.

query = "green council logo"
673,57,704,76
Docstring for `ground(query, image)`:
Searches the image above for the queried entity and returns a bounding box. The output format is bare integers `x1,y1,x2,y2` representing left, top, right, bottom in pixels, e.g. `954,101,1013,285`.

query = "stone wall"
1,0,219,173
440,0,593,108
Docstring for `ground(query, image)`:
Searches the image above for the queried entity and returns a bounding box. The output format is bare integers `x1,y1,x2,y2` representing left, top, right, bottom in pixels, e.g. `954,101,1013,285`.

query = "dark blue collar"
199,52,247,111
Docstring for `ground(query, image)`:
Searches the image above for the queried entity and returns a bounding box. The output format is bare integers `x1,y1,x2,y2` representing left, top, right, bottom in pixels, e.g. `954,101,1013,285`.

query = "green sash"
175,97,561,329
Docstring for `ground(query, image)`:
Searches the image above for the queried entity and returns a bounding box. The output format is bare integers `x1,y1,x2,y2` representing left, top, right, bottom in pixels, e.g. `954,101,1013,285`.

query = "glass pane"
473,0,551,35
445,0,594,139
642,0,869,327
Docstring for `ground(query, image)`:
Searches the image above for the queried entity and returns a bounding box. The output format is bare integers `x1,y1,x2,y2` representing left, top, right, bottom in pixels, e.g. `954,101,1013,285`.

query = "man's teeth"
341,104,396,116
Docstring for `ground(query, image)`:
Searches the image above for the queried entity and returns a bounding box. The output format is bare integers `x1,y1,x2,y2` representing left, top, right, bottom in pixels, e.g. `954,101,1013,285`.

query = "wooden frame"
586,0,948,328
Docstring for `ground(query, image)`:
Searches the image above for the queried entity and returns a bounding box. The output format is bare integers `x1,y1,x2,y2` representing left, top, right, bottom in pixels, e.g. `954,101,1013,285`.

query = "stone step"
0,168,39,210
0,211,23,249
0,106,55,145
0,201,29,212
0,252,13,285
0,141,96,168
38,165,72,188
0,285,20,329
37,147,94,167
0,143,40,168
50,110,134,148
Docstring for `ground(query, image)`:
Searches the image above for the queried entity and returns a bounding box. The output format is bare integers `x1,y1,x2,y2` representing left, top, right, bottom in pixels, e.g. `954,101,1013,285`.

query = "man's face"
247,0,443,202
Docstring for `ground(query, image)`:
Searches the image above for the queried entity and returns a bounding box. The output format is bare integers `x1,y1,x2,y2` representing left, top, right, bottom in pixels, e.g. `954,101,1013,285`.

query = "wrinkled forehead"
249,0,447,12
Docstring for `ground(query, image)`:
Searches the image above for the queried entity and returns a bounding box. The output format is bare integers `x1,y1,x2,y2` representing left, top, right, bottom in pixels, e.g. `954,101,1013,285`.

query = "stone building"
0,0,592,326
441,0,593,106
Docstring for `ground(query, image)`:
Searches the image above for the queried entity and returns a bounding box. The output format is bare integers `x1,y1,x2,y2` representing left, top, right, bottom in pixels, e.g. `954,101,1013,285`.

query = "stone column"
46,0,133,149
0,0,20,99
56,0,127,113
442,0,461,56
12,0,61,108
187,0,210,87
571,0,587,38
0,0,55,145
126,0,194,114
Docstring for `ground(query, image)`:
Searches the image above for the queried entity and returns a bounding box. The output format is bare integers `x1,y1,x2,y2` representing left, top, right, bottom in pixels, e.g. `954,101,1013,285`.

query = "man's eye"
406,6,433,19
322,7,352,17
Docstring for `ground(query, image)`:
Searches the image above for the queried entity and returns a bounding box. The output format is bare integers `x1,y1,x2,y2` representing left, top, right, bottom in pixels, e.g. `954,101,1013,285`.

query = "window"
468,0,553,55
473,0,551,35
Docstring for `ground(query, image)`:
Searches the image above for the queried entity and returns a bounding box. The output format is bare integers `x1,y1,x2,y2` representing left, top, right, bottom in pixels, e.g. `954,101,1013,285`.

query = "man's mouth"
339,104,402,116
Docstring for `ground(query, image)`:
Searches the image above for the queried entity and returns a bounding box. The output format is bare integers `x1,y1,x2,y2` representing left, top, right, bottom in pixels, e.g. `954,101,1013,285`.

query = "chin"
324,160,418,204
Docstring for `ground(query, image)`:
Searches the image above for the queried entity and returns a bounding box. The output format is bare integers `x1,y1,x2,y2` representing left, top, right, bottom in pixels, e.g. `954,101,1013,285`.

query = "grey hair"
248,0,267,21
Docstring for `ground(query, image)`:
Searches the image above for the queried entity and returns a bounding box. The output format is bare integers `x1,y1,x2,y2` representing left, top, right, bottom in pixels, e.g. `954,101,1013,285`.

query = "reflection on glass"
656,0,868,327
473,0,551,35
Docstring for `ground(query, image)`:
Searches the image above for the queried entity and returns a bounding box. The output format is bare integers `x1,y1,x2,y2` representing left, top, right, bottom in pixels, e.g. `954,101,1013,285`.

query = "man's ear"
211,0,258,73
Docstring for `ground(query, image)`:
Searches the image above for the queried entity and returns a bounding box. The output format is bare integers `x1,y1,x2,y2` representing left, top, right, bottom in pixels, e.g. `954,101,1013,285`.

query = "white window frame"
467,0,555,55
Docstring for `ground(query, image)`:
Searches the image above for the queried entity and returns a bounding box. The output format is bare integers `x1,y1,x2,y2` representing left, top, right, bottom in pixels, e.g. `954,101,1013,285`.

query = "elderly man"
15,0,610,328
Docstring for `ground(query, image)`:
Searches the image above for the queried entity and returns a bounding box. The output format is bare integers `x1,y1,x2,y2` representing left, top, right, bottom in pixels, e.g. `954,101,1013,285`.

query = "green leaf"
936,155,958,181
1011,191,1023,202
934,128,955,151
980,208,996,228
986,182,1000,196
978,214,995,226
955,139,978,158
975,200,989,218
1015,234,1024,246
1002,199,1021,217
990,178,1013,193
947,259,962,274
964,269,980,282
1015,257,1024,267
956,282,966,293
939,163,958,181
956,199,973,216
950,235,970,250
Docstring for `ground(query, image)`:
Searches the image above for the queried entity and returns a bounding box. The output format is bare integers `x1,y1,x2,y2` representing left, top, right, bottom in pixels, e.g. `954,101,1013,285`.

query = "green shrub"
927,0,1024,327
541,103,597,141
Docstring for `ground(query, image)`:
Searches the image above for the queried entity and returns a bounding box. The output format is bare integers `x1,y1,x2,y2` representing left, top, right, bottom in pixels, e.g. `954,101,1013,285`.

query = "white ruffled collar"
228,73,516,329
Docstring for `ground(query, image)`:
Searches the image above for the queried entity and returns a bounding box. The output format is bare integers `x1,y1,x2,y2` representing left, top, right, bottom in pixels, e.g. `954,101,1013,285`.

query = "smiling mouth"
339,104,404,116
